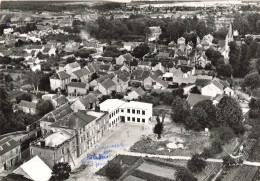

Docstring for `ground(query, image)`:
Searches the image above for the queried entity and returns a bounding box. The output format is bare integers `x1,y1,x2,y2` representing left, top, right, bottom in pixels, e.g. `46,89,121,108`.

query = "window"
83,135,86,141
31,149,33,155
121,109,124,113
109,114,111,119
53,153,56,160
6,142,10,147
142,110,145,115
137,118,140,122
61,147,65,154
16,148,18,154
80,137,83,143
132,117,135,122
152,82,156,85
142,119,145,123
127,109,130,113
132,109,135,114
127,117,130,121
137,110,140,114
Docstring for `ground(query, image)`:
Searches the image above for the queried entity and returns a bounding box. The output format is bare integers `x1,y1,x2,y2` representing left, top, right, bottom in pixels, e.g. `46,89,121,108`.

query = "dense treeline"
1,1,89,12
92,2,121,12
85,15,213,43
233,12,260,35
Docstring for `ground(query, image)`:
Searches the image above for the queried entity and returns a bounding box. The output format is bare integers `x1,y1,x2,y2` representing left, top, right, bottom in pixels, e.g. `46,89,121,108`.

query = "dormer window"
6,142,10,147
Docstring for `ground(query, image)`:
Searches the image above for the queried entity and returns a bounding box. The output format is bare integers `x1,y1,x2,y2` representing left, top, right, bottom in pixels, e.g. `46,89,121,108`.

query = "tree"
186,100,217,131
216,64,233,78
103,46,122,58
171,97,190,124
214,126,235,143
132,43,150,58
217,96,245,135
210,139,223,155
50,162,71,181
105,162,122,179
37,100,54,116
190,86,200,94
175,167,198,181
242,72,260,90
229,41,241,77
200,148,213,159
153,116,164,139
187,154,207,173
196,21,208,39
16,93,32,104
24,71,43,94
223,155,236,168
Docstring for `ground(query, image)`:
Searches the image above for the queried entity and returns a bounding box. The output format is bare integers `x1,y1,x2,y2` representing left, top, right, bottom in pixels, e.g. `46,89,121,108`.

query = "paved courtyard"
69,122,154,181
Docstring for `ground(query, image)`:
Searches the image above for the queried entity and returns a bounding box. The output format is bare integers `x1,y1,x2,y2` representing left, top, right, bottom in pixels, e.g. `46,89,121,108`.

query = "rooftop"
186,93,212,107
37,131,73,147
18,100,37,109
100,99,126,112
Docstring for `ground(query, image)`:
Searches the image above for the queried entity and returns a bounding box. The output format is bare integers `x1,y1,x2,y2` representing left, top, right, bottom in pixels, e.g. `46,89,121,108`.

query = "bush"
222,155,236,168
249,109,260,119
214,126,236,143
175,167,198,181
210,139,223,155
16,93,32,103
105,162,122,179
187,154,207,173
200,148,213,159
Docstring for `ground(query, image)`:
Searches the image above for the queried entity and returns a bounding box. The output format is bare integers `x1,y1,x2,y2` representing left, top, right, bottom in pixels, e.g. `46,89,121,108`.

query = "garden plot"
136,162,177,180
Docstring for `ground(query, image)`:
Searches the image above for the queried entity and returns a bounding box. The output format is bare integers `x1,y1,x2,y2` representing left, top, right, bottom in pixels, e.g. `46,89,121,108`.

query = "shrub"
175,167,198,181
214,126,236,142
105,162,122,179
249,109,260,119
187,154,207,173
222,155,236,168
200,148,213,159
16,93,32,103
210,139,223,155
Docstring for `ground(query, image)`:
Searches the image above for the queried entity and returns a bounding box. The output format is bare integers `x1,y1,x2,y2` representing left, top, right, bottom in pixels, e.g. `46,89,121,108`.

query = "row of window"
127,117,145,123
127,109,145,115
109,109,119,119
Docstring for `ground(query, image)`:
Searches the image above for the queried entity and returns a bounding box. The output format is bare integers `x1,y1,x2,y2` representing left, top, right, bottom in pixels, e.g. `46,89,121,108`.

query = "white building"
99,99,153,129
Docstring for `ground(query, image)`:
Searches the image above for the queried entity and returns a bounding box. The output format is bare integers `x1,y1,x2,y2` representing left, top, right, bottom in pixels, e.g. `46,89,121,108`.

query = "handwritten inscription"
81,141,125,168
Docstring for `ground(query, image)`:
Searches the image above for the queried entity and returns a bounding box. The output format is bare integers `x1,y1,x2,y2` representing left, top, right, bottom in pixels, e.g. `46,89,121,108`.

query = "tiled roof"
0,137,20,156
57,71,71,80
211,80,224,90
50,111,97,129
43,48,50,53
72,68,91,78
18,100,37,109
138,61,151,66
101,79,116,89
67,82,87,89
54,95,68,105
85,93,98,103
67,62,80,69
154,70,163,76
122,53,133,62
52,104,73,120
131,70,150,81
99,64,112,71
134,87,146,96
78,98,90,109
195,78,211,87
149,74,168,87
187,93,212,107
179,65,193,73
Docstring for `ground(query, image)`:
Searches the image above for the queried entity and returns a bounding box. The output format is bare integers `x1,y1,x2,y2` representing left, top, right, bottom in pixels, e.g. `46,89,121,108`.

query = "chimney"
40,140,45,148
75,118,79,129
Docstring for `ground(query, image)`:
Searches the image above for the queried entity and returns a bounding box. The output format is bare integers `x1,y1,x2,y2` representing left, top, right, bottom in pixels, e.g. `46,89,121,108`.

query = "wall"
0,146,21,173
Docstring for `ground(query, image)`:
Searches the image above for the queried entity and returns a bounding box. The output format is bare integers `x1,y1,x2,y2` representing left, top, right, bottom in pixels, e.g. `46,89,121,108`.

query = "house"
49,111,109,157
144,74,168,90
99,63,115,73
201,79,224,97
156,52,170,60
95,79,116,95
172,76,196,86
0,136,21,173
85,62,100,74
13,156,52,181
67,82,89,96
223,87,234,96
195,77,212,89
116,53,133,65
137,61,151,70
71,68,91,83
152,62,166,73
18,100,37,115
64,62,81,74
50,71,71,91
42,46,56,57
126,87,146,100
131,70,150,85
30,131,77,169
123,42,140,51
31,64,41,72
186,93,212,108
64,42,79,53
70,94,98,111
178,65,196,77
112,72,129,93
51,95,68,108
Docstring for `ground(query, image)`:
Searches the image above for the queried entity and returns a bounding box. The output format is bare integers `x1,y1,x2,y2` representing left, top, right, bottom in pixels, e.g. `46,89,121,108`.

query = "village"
0,0,260,181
